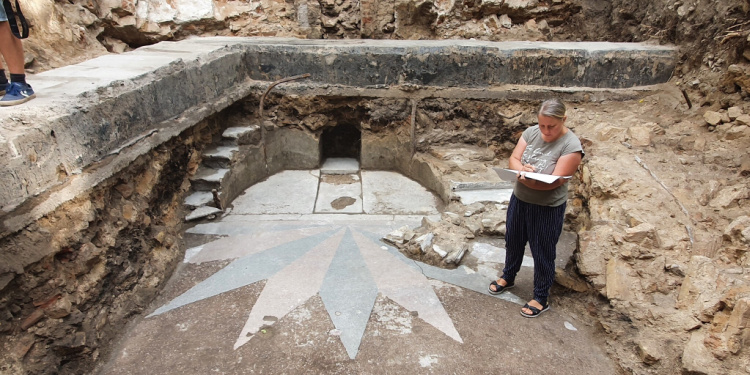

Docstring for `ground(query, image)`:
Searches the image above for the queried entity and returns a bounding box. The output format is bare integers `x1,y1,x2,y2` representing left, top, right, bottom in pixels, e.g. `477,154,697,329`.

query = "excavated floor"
0,37,679,374
97,165,609,374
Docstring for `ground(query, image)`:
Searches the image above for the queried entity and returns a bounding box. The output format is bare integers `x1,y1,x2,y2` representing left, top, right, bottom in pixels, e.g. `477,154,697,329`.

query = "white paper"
493,168,571,184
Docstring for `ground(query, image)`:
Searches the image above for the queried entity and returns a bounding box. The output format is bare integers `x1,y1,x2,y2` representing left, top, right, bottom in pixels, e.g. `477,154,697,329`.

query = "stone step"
184,206,222,222
320,158,360,175
183,191,216,209
222,126,261,146
190,167,230,191
202,145,239,169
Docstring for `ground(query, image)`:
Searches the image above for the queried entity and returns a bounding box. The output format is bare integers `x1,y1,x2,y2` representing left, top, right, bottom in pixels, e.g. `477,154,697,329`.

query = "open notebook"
493,168,572,184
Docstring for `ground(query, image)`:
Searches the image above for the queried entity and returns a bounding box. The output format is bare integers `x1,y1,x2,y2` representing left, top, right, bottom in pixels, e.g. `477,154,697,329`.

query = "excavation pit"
0,37,682,374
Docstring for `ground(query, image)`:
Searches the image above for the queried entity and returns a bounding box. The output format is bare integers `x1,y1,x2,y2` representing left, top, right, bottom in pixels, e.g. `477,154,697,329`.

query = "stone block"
681,330,723,375
721,112,732,124
624,222,661,248
727,106,743,120
442,212,462,225
444,246,467,264
723,216,750,244
432,244,448,258
202,146,239,169
190,167,229,191
597,126,626,142
21,309,45,330
677,256,722,322
735,114,750,126
635,335,663,365
554,268,589,292
726,296,750,354
499,14,512,28
384,229,406,245
649,307,702,332
703,111,723,126
693,136,707,151
709,184,749,209
627,126,652,147
576,226,610,281
265,127,319,174
415,233,434,253
605,257,641,301
725,125,749,140
45,294,73,319
464,222,482,236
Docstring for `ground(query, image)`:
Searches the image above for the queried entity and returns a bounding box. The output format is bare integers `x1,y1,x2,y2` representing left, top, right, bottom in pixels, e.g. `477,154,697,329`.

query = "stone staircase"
183,125,262,221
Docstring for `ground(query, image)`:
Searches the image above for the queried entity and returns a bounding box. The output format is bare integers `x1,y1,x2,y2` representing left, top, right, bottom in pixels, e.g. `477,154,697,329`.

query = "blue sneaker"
0,82,36,106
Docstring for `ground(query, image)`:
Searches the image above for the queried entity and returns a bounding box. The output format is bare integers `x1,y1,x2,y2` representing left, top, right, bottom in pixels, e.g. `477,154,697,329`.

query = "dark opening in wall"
321,123,361,160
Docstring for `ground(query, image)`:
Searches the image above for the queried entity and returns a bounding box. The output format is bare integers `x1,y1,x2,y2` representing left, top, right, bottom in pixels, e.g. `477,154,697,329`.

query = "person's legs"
493,195,529,289
0,14,35,106
0,7,9,94
0,22,24,74
521,202,566,315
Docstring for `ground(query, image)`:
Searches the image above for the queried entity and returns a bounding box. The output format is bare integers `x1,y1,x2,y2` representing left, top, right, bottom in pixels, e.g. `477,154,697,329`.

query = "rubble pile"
384,202,508,268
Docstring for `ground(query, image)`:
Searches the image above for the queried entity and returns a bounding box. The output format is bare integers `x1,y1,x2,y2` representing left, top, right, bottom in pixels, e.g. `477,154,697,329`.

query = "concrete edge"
0,79,258,238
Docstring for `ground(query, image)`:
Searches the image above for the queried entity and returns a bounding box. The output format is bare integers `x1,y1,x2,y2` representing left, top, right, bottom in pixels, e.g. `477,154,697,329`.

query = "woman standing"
488,99,584,318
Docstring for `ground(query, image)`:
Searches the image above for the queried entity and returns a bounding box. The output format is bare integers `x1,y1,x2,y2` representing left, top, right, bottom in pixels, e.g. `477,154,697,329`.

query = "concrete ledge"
1,40,253,213
0,37,677,236
240,38,676,88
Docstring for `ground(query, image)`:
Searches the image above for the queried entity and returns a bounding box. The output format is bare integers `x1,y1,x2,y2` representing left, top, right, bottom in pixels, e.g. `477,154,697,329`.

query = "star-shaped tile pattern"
149,220,524,359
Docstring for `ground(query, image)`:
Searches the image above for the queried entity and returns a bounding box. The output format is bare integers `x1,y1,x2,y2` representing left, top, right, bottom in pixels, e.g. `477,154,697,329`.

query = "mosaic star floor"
147,169,525,359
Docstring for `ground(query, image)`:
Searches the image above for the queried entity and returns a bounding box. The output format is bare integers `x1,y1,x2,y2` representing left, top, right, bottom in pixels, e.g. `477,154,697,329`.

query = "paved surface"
99,166,616,374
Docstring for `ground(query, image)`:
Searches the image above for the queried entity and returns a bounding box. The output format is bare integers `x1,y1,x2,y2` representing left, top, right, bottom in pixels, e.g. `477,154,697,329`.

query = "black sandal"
520,301,549,318
488,279,515,295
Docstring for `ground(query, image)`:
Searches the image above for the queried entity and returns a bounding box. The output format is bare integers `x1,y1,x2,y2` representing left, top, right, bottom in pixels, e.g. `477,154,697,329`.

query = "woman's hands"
508,133,581,191
517,164,535,180
517,164,568,190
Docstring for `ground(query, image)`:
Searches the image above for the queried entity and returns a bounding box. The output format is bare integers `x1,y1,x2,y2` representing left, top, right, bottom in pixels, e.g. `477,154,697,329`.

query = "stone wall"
566,98,750,374
0,117,226,374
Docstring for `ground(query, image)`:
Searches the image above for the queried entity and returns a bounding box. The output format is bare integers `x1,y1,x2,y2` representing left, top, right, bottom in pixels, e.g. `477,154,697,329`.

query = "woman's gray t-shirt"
514,125,584,207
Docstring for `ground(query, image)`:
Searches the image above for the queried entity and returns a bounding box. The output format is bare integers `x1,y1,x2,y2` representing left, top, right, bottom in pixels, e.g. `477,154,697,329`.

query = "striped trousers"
502,194,566,306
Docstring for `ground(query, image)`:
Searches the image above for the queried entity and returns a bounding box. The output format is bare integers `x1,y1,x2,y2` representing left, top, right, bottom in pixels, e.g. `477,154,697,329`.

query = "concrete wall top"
0,37,677,237
197,37,677,88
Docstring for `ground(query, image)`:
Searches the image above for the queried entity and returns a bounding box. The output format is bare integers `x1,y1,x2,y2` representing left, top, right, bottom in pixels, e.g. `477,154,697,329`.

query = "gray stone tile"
148,228,338,317
314,174,363,214
234,229,346,349
453,188,513,205
319,229,378,359
230,170,319,214
361,171,440,215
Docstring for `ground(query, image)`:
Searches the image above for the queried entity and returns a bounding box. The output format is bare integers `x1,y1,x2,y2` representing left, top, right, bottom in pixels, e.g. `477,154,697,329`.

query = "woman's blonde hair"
538,99,566,120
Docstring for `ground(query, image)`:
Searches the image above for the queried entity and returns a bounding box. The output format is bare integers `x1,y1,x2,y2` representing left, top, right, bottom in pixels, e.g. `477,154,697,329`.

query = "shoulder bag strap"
3,0,29,39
